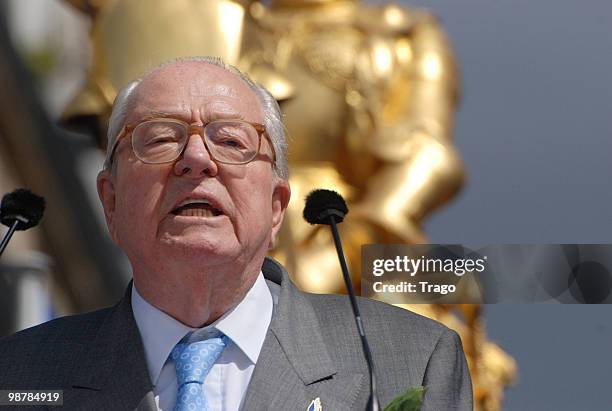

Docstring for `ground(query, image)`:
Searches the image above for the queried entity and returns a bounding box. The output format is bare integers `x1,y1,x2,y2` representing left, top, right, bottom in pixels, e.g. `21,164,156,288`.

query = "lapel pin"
307,397,322,411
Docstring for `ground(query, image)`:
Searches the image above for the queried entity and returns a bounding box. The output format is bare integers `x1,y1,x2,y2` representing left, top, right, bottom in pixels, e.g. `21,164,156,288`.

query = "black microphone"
303,189,380,411
0,188,46,258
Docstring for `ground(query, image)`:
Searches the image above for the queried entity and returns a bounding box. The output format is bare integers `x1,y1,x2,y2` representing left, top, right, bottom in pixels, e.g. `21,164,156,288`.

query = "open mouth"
172,200,223,217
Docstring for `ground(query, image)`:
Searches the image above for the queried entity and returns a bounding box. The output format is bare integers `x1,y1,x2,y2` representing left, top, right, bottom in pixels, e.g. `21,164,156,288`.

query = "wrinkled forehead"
127,62,263,123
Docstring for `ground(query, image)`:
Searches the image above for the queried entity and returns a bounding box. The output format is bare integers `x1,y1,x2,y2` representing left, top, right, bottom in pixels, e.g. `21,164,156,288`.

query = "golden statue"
63,1,516,409
239,0,463,290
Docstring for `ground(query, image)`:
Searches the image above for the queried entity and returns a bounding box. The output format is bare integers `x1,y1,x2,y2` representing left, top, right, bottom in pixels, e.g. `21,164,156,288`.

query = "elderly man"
0,58,472,410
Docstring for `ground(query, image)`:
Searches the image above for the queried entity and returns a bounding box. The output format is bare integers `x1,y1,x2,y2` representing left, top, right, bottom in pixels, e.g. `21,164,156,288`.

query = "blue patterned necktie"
171,335,227,411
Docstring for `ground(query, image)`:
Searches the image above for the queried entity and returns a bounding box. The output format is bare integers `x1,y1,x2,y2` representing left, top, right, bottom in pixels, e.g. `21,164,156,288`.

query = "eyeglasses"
107,118,274,166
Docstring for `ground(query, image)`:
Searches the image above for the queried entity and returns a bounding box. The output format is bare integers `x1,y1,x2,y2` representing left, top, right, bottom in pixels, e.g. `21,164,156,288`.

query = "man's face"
97,61,290,278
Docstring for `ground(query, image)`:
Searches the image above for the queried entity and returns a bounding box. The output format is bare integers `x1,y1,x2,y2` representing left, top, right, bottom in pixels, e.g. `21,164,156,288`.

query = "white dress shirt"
131,272,273,411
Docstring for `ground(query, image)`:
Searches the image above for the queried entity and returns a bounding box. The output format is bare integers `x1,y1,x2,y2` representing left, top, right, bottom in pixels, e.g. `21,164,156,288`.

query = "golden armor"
63,1,516,409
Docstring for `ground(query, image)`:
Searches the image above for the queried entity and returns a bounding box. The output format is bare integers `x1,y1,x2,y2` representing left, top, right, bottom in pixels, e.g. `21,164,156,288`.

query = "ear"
269,178,291,249
97,169,119,244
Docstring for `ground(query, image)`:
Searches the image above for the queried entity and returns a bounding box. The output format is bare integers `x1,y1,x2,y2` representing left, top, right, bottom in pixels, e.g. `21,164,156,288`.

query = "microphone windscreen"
303,189,348,225
0,189,46,230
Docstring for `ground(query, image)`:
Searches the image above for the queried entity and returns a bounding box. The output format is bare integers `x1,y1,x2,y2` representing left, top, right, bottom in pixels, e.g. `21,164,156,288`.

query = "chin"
160,235,240,260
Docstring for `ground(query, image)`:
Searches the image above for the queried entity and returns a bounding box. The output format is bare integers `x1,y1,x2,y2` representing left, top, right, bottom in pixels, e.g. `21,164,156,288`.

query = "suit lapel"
134,391,158,411
242,259,364,411
69,284,156,411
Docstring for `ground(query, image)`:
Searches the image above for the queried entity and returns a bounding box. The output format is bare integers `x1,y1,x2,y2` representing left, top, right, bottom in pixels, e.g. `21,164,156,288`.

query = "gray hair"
104,56,288,180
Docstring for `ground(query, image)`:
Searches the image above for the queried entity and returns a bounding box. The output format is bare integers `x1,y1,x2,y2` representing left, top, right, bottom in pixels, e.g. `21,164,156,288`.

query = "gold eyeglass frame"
107,118,274,166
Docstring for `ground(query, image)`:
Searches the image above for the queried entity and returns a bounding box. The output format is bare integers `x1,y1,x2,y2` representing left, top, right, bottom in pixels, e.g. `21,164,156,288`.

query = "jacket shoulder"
306,293,449,342
304,293,457,370
0,307,115,388
0,307,114,347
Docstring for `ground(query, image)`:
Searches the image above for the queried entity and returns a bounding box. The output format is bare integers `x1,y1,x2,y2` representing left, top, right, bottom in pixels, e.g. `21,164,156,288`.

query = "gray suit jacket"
0,258,472,410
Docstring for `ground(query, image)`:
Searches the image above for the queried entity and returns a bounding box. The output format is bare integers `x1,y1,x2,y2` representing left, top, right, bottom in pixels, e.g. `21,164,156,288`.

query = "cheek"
230,173,275,233
114,168,168,241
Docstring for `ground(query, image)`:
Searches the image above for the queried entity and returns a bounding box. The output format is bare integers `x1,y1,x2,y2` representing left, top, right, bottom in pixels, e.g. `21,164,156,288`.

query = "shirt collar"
131,272,273,385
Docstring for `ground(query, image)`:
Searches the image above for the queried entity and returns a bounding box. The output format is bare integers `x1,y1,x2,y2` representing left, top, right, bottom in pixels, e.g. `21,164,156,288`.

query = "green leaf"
383,386,426,411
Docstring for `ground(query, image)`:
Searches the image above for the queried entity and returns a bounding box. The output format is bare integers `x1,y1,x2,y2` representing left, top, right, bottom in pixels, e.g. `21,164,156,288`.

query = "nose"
173,132,219,177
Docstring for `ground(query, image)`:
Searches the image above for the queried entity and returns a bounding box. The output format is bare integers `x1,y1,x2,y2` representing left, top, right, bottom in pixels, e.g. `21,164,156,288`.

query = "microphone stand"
0,218,22,258
325,213,381,411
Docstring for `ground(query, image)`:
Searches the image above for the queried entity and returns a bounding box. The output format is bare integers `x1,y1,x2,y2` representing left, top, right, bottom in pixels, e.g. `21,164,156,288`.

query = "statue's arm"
348,10,464,242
